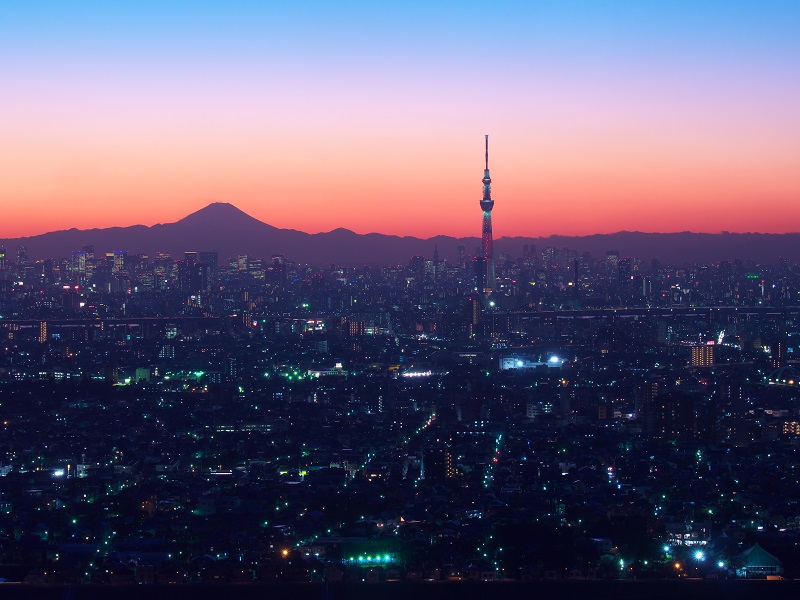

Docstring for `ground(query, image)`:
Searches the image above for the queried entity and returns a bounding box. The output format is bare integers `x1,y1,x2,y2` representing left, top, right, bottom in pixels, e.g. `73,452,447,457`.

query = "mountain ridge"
2,203,799,265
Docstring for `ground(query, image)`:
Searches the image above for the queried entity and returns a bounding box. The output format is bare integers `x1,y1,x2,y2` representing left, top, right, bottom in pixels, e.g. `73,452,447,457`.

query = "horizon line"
1,201,800,242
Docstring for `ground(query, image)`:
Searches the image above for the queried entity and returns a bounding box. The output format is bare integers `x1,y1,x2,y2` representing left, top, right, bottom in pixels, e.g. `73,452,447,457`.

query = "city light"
0,120,796,586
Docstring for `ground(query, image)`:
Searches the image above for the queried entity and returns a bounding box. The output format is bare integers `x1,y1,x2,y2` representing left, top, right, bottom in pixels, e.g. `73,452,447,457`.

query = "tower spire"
485,134,489,171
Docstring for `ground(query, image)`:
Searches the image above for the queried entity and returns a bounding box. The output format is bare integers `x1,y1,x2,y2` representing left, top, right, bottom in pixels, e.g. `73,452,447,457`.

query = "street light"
694,550,705,561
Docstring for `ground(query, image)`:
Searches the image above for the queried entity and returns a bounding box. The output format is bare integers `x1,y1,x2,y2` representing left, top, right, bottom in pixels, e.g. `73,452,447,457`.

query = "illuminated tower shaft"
480,135,495,294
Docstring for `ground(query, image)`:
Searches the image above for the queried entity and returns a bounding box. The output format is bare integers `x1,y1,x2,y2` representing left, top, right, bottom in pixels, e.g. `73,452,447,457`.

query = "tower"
479,135,495,296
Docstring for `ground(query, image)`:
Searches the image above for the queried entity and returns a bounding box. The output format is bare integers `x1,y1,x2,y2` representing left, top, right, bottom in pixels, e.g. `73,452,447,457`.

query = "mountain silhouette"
1,203,799,265
175,202,276,230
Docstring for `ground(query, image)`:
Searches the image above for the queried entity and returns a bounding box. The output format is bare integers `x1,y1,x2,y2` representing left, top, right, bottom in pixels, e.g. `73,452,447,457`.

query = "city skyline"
2,1,799,239
6,3,800,589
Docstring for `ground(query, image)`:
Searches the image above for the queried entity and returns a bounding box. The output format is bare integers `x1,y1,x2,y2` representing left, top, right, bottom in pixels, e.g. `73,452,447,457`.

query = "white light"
53,469,65,477
694,550,705,561
549,356,560,363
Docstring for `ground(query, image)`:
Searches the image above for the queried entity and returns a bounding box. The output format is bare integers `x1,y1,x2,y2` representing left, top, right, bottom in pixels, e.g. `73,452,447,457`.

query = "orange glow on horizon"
2,129,799,240
3,3,800,242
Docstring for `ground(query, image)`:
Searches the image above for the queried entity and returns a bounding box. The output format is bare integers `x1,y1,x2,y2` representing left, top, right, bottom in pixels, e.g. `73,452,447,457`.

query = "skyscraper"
112,250,127,274
71,250,87,278
479,135,495,296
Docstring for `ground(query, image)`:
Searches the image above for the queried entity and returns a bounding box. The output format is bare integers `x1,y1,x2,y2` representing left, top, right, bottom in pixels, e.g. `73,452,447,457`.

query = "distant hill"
1,202,799,265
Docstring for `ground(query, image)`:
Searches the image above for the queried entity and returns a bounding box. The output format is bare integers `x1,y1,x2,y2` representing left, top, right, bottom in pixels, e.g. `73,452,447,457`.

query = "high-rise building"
112,250,127,274
648,391,699,440
636,379,659,431
271,254,287,288
198,251,218,267
71,251,87,278
771,341,788,368
225,357,238,383
691,344,715,367
423,447,454,482
457,245,466,268
199,251,219,289
478,135,495,296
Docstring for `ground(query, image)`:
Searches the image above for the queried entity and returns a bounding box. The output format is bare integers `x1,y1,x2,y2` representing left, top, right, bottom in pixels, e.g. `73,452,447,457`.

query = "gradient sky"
2,1,799,239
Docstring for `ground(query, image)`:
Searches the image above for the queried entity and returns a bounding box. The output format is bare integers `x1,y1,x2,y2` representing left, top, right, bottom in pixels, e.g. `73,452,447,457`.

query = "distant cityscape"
1,143,800,586
2,223,800,584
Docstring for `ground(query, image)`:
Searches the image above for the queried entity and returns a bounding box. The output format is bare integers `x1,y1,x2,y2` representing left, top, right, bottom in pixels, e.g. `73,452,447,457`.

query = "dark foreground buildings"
2,236,800,585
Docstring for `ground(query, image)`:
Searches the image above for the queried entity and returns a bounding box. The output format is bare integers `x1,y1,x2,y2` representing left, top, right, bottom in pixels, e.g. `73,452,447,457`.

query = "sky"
1,1,799,239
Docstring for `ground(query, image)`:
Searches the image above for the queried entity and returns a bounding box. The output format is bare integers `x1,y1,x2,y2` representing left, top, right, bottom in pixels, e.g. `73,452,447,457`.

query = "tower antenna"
485,134,489,170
